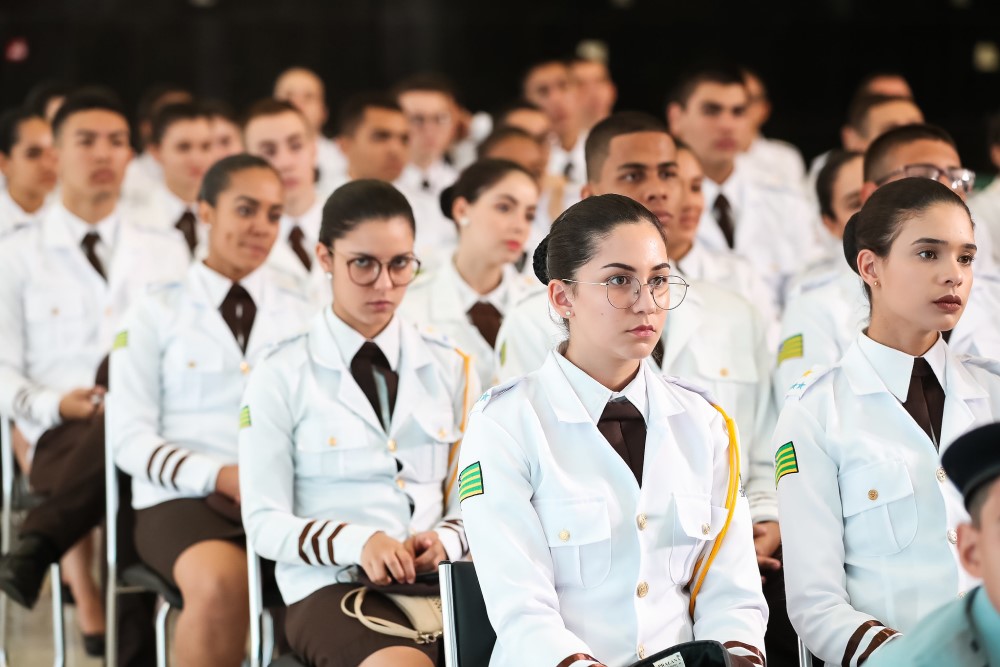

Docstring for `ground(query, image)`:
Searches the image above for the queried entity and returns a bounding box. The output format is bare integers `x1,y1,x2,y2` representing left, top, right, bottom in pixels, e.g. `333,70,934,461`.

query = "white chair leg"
154,601,170,667
50,564,64,667
261,609,274,665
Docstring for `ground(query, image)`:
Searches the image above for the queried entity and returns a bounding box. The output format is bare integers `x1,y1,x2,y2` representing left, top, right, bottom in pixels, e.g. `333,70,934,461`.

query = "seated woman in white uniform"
240,179,479,667
400,158,539,389
110,154,313,667
458,194,767,667
775,178,1000,666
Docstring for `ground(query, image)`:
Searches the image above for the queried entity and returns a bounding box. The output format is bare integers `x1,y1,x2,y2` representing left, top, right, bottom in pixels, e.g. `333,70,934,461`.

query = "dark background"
3,0,1000,172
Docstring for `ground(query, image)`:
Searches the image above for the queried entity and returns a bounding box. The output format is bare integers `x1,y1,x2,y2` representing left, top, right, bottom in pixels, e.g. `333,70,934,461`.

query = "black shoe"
82,633,105,657
0,534,59,609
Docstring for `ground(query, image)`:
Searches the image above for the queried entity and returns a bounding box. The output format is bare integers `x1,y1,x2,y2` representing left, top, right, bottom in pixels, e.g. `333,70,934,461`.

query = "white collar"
55,201,120,248
444,257,512,314
856,332,949,402
323,307,402,371
553,351,649,425
0,188,47,229
160,184,196,224
193,261,266,310
701,164,745,218
280,193,324,245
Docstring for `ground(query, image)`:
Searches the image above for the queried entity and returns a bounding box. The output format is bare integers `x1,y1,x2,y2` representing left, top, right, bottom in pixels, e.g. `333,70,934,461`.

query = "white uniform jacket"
397,160,459,202
264,196,329,308
0,203,189,450
399,260,538,390
124,183,208,261
239,309,480,605
698,167,821,312
0,188,48,239
459,353,767,667
315,136,349,200
774,268,1000,402
970,180,1000,267
110,263,313,509
495,280,779,523
736,136,807,193
774,334,1000,666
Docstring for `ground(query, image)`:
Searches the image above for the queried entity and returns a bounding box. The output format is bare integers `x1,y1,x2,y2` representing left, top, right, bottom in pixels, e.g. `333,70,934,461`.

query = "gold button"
948,529,958,545
937,467,947,483
558,529,570,542
637,645,646,659
396,479,406,490
636,581,649,598
328,437,337,447
868,489,879,501
719,367,730,377
958,590,967,599
240,361,250,375
636,514,647,531
437,428,446,439
51,307,59,316
701,523,711,536
387,439,397,452
188,360,196,368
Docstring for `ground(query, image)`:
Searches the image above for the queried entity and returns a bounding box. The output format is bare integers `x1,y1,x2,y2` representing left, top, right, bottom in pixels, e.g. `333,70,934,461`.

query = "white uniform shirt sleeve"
110,298,223,496
494,295,557,382
745,307,780,525
459,408,602,666
0,244,62,430
773,291,845,404
690,407,769,664
239,357,380,568
776,400,900,666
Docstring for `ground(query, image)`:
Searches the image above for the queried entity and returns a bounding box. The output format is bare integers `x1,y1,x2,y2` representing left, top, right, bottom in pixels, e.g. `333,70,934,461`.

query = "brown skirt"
134,496,245,588
30,417,104,493
285,583,442,667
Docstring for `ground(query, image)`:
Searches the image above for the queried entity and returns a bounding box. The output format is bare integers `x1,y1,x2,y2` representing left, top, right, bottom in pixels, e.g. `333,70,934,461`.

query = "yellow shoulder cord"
688,403,741,618
443,349,473,505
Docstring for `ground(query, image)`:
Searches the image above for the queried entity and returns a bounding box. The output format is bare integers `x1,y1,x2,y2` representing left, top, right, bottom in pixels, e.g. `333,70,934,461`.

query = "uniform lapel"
662,284,702,371
940,349,988,450
388,322,436,438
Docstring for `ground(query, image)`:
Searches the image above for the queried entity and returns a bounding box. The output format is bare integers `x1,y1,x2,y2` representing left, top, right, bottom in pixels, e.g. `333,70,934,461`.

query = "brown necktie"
467,301,502,348
288,224,312,271
81,231,106,281
651,338,665,368
713,193,736,249
175,210,198,257
902,357,946,448
597,399,646,486
351,341,399,428
219,284,257,354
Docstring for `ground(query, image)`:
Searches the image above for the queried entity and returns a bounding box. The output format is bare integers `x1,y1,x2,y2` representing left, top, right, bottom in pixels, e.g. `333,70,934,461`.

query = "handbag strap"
341,587,421,642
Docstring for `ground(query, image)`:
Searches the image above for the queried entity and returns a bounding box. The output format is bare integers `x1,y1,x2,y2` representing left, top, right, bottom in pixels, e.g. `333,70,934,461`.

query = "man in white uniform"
0,108,57,237
394,74,459,201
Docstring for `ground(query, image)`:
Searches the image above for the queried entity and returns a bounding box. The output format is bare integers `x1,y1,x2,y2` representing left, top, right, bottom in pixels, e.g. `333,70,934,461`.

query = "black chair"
439,560,495,667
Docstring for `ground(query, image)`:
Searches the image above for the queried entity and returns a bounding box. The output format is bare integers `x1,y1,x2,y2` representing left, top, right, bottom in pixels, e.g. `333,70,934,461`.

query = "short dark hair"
23,80,74,117
845,93,917,135
533,194,666,292
136,84,192,124
201,99,239,125
392,73,456,100
150,102,211,145
477,126,539,160
439,158,536,221
816,150,863,220
319,179,415,246
520,58,571,95
585,111,669,181
0,107,44,156
863,123,957,182
198,153,280,206
337,92,403,138
843,178,971,303
240,98,309,132
493,98,544,128
51,88,128,138
667,63,746,108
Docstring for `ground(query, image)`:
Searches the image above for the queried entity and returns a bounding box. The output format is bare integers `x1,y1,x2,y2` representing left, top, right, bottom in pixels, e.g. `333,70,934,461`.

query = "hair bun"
842,212,861,274
439,185,457,221
532,235,551,284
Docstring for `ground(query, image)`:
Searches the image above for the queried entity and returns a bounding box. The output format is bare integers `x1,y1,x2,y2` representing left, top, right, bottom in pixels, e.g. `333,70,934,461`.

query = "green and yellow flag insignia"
112,330,128,350
775,441,799,486
499,341,508,367
458,461,484,502
239,406,252,429
777,334,803,365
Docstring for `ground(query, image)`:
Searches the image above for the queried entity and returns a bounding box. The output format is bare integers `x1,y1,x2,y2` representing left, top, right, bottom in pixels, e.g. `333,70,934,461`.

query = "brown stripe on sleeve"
169,454,190,490
856,627,899,665
326,523,348,565
147,443,169,481
842,620,882,667
158,448,181,486
723,641,765,665
298,520,317,565
310,521,330,565
555,654,599,667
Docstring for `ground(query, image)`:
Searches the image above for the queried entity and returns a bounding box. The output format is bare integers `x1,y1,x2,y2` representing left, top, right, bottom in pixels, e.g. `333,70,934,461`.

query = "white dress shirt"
0,188,49,239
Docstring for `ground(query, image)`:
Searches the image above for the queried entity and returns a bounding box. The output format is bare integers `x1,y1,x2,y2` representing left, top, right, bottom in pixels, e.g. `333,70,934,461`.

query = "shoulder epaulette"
783,365,834,401
263,331,308,359
661,374,718,406
957,355,1000,377
471,377,521,414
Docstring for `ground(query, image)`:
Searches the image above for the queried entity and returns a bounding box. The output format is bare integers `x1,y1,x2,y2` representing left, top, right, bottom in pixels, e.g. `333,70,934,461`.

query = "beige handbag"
340,586,443,645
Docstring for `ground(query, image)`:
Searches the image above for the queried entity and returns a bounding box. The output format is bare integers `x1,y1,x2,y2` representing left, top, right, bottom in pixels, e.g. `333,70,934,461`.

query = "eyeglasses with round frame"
874,164,976,195
559,274,689,311
329,249,422,287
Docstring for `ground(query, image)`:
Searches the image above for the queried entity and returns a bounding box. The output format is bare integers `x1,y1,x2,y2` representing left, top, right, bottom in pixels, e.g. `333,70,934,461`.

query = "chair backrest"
440,561,496,667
